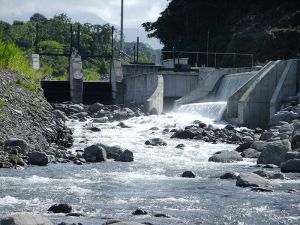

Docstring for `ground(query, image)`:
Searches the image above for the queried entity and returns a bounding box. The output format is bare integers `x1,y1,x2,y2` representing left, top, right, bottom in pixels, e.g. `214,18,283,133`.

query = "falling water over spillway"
216,71,256,101
176,102,227,122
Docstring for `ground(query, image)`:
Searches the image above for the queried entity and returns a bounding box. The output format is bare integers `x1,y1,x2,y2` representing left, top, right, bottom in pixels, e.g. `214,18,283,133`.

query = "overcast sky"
0,0,168,28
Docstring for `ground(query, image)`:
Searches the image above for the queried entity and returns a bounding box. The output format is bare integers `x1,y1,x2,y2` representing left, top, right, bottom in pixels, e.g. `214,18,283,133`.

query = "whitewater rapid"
0,107,299,224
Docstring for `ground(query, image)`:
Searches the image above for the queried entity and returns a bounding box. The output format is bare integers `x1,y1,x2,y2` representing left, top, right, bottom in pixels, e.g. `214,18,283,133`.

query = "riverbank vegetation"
0,13,157,80
143,0,300,63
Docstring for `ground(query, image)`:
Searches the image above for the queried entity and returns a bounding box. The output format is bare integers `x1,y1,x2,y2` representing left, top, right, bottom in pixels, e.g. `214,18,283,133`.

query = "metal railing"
161,50,254,68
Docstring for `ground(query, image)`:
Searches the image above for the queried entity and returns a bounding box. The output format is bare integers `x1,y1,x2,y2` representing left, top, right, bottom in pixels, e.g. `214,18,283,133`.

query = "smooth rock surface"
0,213,53,225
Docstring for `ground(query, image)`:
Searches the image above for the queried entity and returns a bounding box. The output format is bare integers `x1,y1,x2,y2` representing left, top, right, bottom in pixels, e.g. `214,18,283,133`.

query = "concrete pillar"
31,54,40,70
69,51,83,104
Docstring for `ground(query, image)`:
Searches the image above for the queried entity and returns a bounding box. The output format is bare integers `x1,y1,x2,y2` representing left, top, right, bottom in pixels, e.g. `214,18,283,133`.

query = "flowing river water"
0,103,299,224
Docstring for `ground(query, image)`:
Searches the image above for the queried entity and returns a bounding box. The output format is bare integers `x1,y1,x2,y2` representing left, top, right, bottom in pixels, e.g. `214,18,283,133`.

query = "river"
0,105,299,224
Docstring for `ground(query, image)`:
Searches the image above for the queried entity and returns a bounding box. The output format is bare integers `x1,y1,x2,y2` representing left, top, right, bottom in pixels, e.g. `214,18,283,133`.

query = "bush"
0,41,40,80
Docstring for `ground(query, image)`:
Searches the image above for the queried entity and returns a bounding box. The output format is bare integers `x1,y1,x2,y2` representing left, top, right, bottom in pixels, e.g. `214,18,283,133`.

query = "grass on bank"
0,98,5,107
0,41,42,81
16,78,39,91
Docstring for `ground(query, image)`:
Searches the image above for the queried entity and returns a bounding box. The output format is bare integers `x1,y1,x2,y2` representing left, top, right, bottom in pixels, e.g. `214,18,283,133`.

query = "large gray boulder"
87,103,104,114
269,111,296,126
48,204,72,213
27,151,49,166
119,150,134,162
236,173,274,188
0,213,53,225
109,222,144,225
250,141,268,152
145,138,167,146
280,159,300,173
96,144,123,160
3,138,28,153
241,148,260,158
208,150,243,163
83,145,107,162
52,110,67,122
257,140,291,166
285,152,300,161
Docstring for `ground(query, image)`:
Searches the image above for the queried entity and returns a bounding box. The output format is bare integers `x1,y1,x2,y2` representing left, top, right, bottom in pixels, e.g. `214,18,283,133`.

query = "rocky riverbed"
0,70,300,225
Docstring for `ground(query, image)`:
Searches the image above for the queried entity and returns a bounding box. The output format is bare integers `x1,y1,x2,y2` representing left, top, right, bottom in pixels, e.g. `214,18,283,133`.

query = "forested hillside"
0,13,157,80
143,0,300,63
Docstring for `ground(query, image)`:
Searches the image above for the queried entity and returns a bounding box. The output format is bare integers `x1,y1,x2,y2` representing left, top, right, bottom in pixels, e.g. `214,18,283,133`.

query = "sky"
0,0,168,48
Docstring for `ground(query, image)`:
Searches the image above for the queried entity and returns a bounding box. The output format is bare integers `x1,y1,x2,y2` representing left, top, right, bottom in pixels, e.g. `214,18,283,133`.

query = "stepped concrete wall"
146,75,164,114
233,60,287,128
270,60,299,117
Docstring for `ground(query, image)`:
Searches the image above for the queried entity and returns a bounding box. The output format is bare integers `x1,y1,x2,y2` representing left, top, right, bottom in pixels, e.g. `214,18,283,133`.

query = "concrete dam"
41,54,299,129
112,58,299,129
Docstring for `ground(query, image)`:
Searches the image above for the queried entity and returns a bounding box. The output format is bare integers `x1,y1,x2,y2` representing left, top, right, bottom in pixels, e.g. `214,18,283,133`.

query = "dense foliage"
0,13,157,80
143,0,300,65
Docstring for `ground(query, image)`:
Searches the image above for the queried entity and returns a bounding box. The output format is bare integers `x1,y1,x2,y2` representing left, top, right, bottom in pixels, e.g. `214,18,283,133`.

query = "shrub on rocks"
48,204,72,213
208,150,243,163
83,145,107,162
257,140,291,166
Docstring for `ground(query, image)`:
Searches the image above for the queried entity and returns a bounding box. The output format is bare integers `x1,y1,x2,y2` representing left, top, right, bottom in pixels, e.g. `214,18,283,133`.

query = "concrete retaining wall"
237,60,287,128
227,61,274,118
163,71,198,97
146,75,164,114
270,59,299,117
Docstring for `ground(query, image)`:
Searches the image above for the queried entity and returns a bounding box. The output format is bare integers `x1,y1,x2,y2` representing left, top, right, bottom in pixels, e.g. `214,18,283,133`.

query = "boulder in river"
87,102,104,114
253,170,285,179
83,145,107,162
220,172,238,179
257,140,291,166
0,213,53,225
171,129,199,139
176,144,186,149
145,138,167,146
241,148,260,158
181,171,196,178
236,172,274,188
208,150,243,163
27,151,49,166
280,159,300,173
119,150,134,162
48,204,72,213
132,209,148,215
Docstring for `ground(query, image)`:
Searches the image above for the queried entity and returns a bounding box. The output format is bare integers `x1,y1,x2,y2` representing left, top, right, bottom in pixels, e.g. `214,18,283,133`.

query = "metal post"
196,52,199,67
233,53,236,68
133,44,136,62
136,36,139,63
70,24,73,55
173,46,175,69
214,52,217,68
206,31,209,67
35,22,39,53
251,54,254,68
110,26,114,83
120,0,124,51
77,24,80,53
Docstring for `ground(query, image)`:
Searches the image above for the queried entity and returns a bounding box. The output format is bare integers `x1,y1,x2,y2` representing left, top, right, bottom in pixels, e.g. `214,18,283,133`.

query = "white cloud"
0,0,168,28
